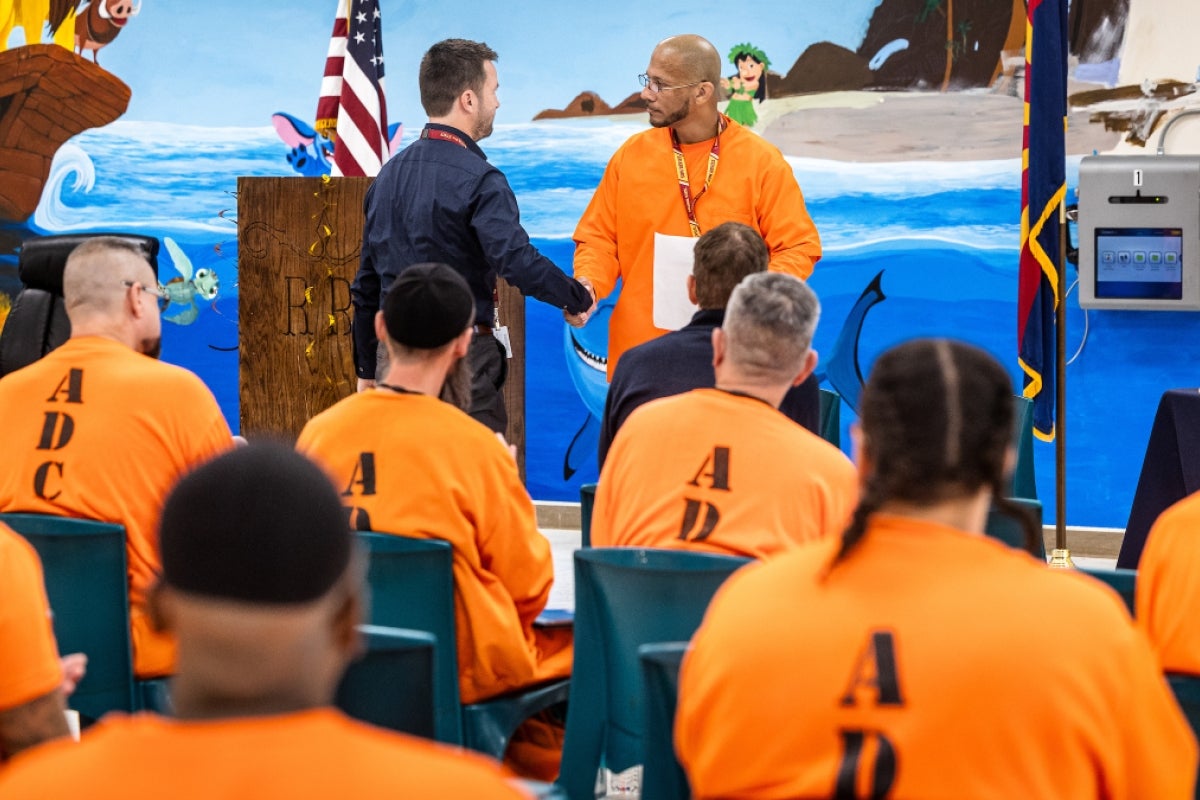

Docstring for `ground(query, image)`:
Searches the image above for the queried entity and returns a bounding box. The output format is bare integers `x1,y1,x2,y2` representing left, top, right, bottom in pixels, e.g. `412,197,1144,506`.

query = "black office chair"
0,233,159,378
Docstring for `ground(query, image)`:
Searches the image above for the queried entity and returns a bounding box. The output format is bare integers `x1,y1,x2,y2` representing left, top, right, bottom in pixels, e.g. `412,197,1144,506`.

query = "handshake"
564,276,598,328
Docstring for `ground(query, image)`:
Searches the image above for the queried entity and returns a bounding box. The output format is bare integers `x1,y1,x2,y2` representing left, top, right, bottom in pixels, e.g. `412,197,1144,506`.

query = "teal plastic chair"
639,642,691,800
558,548,751,800
1011,395,1038,500
985,497,1045,558
357,532,570,757
1078,567,1137,616
334,625,438,739
580,483,597,548
0,512,137,725
1166,674,1200,800
819,388,841,448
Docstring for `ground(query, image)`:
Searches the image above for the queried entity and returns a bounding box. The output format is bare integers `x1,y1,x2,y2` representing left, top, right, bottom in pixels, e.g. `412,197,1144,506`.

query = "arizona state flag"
1018,0,1068,441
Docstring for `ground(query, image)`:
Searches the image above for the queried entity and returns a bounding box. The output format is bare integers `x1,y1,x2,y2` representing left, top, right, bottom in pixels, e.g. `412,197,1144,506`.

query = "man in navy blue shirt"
598,222,821,466
352,38,595,432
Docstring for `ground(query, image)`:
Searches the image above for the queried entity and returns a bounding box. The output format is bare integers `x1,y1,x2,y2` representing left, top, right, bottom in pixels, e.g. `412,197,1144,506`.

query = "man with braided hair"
676,339,1196,799
593,271,856,559
0,444,529,799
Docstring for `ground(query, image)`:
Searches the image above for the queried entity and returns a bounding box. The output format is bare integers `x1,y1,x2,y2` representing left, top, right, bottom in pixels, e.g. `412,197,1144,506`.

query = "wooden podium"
237,177,526,473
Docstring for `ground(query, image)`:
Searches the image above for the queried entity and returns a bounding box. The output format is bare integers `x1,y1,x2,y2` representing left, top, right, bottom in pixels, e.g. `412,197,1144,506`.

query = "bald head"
654,34,721,85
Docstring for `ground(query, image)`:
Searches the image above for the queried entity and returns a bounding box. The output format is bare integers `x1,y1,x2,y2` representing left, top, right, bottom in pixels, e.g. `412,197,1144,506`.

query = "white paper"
652,233,699,330
64,709,80,741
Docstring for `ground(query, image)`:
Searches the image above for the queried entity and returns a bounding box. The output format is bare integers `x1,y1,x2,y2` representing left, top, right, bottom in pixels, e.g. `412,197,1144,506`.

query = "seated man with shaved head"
0,236,235,681
0,444,530,798
573,33,822,380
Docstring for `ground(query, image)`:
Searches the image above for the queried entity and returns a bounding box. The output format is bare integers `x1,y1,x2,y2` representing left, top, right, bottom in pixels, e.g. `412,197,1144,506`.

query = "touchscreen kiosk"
1078,155,1200,310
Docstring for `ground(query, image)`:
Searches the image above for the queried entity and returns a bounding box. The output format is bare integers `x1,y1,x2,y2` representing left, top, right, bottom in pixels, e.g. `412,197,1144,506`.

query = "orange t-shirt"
0,708,530,798
677,515,1197,799
573,117,821,377
296,390,571,704
592,388,857,559
1137,489,1200,673
0,337,234,677
0,523,62,715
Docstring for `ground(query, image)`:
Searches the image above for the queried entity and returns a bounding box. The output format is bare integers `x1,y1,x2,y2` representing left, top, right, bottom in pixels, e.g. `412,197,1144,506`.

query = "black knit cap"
159,443,351,605
383,262,475,349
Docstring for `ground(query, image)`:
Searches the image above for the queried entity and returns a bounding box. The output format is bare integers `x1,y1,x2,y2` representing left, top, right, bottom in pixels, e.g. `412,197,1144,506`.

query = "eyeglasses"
638,73,703,95
122,280,164,299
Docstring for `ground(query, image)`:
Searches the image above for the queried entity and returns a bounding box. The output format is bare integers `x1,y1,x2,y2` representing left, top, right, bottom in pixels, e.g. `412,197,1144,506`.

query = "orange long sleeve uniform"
677,516,1197,800
1137,490,1200,673
592,389,857,559
0,709,530,798
296,391,571,705
0,338,233,678
573,117,821,377
0,524,62,719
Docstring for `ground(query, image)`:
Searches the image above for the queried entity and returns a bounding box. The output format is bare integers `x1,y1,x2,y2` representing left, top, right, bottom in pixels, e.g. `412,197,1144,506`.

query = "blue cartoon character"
272,112,403,177
721,43,770,128
158,237,218,326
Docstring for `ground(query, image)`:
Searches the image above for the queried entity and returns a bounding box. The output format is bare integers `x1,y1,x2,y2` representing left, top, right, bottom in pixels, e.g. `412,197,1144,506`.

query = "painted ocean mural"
6,118,1200,529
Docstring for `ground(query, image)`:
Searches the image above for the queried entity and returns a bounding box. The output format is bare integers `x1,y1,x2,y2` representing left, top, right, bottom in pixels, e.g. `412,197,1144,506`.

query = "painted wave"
32,119,1055,250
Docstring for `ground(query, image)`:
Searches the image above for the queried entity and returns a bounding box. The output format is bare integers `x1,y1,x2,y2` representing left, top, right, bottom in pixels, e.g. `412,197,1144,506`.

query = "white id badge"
494,325,513,359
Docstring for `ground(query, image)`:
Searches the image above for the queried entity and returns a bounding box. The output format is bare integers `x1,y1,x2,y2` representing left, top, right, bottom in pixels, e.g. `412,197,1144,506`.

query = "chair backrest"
334,624,438,739
1078,567,1137,616
985,497,1045,559
580,483,597,548
819,388,841,448
356,532,463,743
1166,673,1200,800
559,548,750,800
1010,395,1038,500
0,512,136,724
639,642,691,800
0,234,159,378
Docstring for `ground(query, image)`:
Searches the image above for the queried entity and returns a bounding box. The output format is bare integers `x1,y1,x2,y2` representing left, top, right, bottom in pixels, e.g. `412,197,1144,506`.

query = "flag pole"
1048,199,1073,569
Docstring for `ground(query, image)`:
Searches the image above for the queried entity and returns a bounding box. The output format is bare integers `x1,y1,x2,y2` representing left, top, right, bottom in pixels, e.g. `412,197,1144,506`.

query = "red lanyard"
421,127,468,148
670,117,724,238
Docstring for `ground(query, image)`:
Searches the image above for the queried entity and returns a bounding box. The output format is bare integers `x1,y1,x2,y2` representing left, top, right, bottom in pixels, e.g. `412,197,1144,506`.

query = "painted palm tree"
915,0,957,91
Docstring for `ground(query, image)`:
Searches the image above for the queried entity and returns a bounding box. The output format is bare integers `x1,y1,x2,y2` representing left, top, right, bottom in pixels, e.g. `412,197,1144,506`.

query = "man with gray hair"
592,272,857,560
598,222,821,467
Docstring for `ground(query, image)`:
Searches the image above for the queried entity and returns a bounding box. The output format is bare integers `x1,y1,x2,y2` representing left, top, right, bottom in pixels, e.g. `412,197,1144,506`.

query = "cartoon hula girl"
721,43,770,127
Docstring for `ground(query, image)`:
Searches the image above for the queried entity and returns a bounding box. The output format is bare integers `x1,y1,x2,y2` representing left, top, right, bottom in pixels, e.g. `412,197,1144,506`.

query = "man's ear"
711,327,726,370
146,579,173,635
332,586,365,662
850,422,870,480
792,349,819,387
454,326,474,359
374,311,387,342
687,274,698,306
459,87,476,114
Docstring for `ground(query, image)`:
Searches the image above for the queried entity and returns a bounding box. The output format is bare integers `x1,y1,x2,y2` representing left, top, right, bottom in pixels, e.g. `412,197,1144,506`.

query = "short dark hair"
830,339,1040,567
159,443,352,605
419,38,498,117
692,222,769,308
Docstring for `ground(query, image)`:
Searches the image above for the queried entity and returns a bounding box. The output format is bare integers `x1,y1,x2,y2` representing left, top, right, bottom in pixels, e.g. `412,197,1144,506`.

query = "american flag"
315,0,389,177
